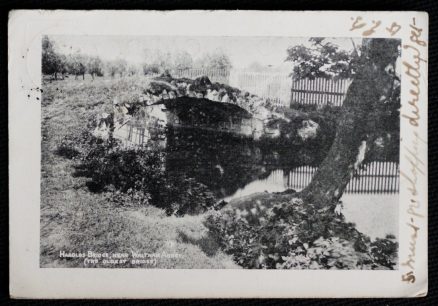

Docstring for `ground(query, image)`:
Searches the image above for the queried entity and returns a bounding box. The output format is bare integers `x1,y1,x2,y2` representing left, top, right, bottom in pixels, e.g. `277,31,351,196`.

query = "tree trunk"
82,74,85,80
299,38,400,207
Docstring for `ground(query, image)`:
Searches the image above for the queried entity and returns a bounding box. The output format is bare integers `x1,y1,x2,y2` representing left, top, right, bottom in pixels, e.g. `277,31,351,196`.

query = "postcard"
9,10,428,298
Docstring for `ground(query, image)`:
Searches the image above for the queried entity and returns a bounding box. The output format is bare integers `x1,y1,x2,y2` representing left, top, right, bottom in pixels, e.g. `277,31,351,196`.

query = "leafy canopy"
286,38,360,80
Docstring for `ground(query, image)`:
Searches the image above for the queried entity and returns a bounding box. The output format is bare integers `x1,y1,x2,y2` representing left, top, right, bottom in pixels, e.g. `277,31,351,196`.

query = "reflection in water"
165,127,269,199
163,127,399,238
163,128,399,239
223,169,287,201
225,162,400,201
164,127,399,198
164,127,329,199
221,167,399,240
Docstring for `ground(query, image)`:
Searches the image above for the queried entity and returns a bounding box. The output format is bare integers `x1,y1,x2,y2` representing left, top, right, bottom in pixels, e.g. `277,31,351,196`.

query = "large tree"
67,53,87,80
42,36,63,79
196,50,232,70
297,38,400,207
115,59,128,77
286,37,360,80
87,56,104,79
142,49,173,73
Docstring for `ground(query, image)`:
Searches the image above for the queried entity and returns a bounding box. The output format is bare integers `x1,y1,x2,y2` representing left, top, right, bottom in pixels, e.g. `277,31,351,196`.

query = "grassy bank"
40,75,238,268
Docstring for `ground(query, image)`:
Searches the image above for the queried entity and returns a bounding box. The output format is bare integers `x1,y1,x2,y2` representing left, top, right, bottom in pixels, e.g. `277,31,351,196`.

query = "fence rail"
172,68,292,107
286,161,399,194
172,68,353,107
291,78,352,107
173,68,230,84
229,71,291,107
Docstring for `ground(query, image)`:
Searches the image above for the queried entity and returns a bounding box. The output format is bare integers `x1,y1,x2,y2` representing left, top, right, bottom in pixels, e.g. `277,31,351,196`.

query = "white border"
9,10,428,298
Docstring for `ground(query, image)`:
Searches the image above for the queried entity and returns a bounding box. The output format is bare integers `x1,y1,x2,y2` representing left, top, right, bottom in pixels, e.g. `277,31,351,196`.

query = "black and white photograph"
40,34,401,270
8,10,428,298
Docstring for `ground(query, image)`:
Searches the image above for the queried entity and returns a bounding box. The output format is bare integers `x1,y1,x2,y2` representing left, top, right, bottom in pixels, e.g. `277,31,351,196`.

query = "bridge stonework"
106,75,279,146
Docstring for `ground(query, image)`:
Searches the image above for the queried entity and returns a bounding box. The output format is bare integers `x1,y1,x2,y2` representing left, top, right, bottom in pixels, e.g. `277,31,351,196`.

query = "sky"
51,35,360,70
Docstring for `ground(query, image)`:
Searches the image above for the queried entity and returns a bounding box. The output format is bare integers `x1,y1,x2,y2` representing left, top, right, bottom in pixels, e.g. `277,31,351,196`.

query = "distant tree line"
42,36,233,81
42,36,125,80
141,49,233,76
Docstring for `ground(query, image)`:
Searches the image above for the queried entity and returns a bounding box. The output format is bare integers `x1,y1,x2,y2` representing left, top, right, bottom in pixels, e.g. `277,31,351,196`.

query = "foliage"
115,59,128,77
87,56,104,78
109,186,151,207
160,175,218,216
67,53,87,79
205,198,398,269
56,136,82,159
107,62,118,78
41,36,139,80
42,36,64,78
369,236,398,268
195,50,233,70
286,37,360,80
127,64,139,76
285,38,401,164
142,48,232,73
56,126,219,216
258,106,341,168
107,59,128,77
173,51,194,70
143,63,160,75
142,49,173,74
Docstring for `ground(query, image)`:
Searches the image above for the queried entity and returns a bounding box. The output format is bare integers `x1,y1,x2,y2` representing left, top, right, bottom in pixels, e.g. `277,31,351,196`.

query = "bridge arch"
110,75,271,145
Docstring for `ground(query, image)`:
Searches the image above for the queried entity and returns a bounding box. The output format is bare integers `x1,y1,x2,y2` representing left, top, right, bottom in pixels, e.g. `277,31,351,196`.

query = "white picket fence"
291,78,352,107
173,68,291,107
172,68,352,107
229,71,291,107
173,68,230,84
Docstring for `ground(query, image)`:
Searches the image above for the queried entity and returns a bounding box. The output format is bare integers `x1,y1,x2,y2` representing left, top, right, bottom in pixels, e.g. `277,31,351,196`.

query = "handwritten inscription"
350,16,401,36
351,14,428,284
400,18,427,284
387,22,402,36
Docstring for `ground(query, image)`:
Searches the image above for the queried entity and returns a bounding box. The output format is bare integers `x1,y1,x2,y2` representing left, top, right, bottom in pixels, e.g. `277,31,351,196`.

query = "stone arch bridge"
96,75,281,146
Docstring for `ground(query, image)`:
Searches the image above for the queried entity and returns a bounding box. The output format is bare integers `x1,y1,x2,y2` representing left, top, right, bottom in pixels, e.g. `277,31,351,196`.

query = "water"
222,168,399,240
222,169,287,201
342,193,398,240
162,127,399,240
224,164,400,201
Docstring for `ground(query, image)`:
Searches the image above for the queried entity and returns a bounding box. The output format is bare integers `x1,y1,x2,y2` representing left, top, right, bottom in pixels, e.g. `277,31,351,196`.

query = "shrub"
74,138,165,194
109,186,151,208
143,64,160,75
205,198,398,269
160,175,217,216
57,127,219,216
56,137,81,158
369,235,398,269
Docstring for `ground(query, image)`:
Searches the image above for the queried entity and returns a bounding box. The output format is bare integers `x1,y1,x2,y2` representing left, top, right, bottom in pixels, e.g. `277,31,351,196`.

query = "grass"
40,74,238,268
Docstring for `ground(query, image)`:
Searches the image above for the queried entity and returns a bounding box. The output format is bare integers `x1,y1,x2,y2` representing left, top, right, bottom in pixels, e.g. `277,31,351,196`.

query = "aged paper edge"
8,10,428,298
